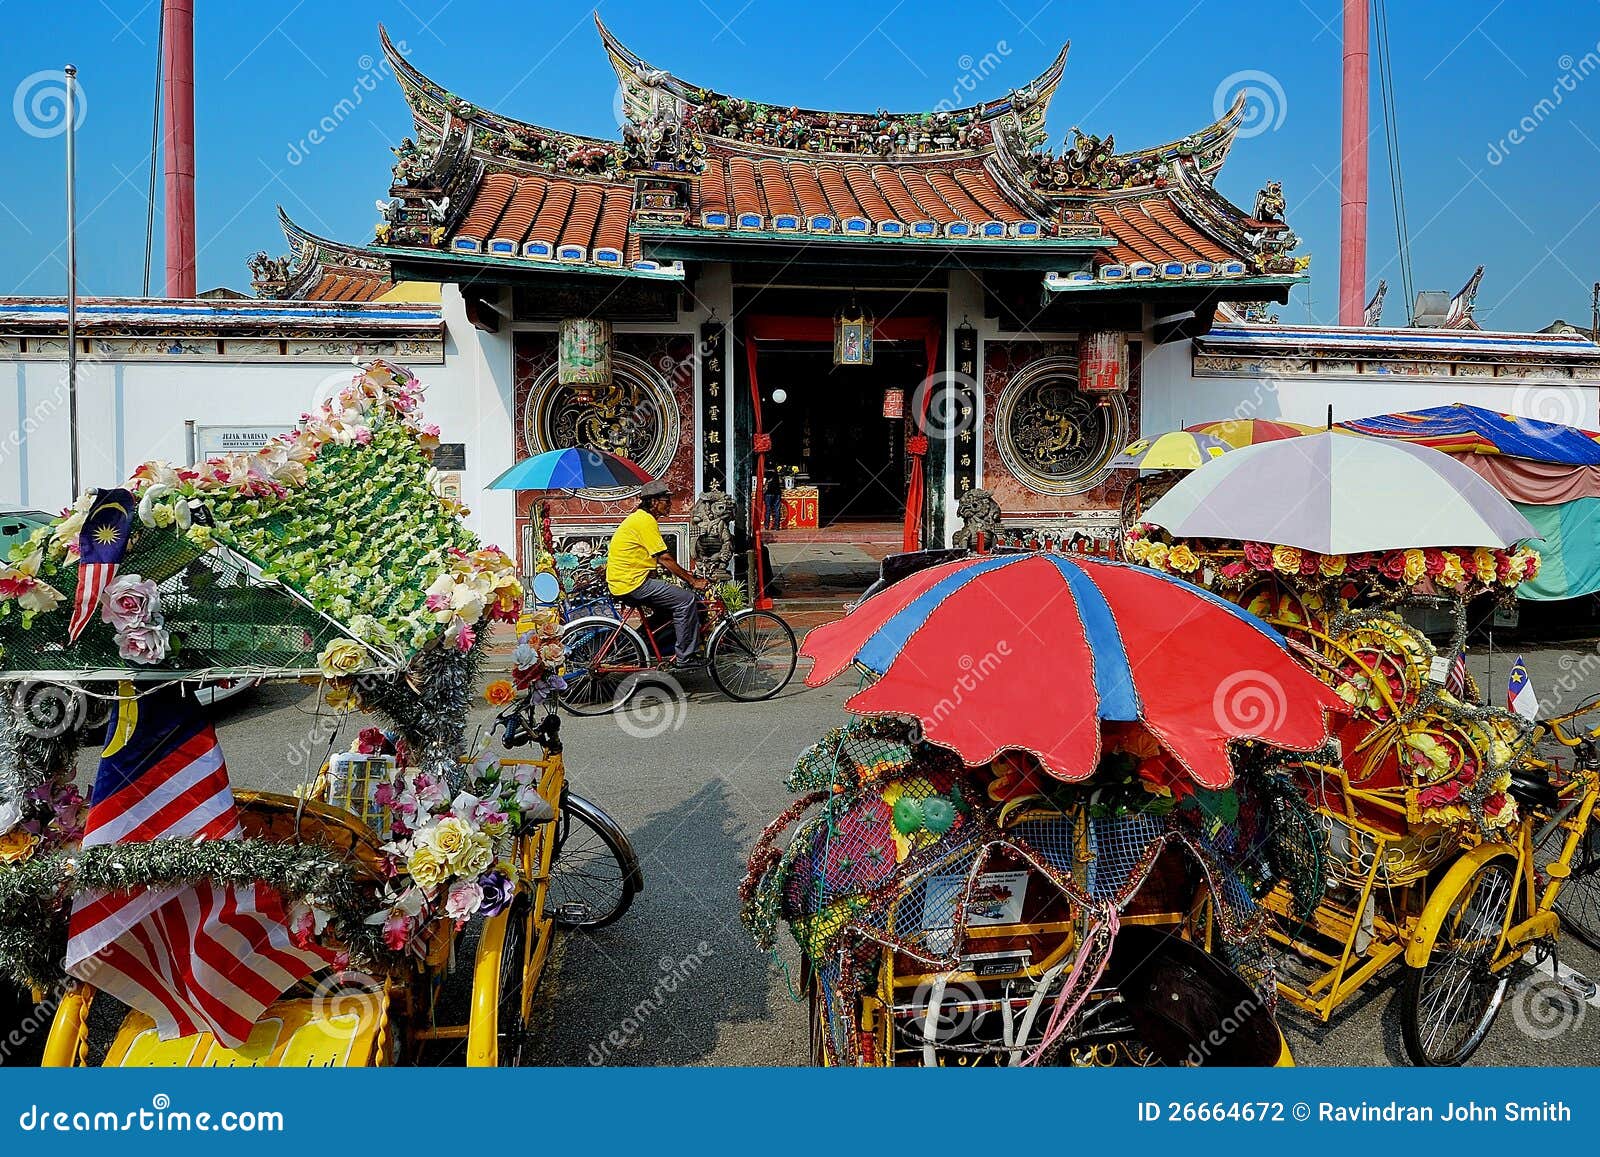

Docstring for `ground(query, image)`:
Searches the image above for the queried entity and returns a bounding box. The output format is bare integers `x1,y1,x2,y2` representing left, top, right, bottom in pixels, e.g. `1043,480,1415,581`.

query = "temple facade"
264,19,1311,572
5,20,1598,584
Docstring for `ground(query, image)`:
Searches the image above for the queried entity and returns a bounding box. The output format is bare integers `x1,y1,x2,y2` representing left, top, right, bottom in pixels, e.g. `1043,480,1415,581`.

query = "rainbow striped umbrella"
488,448,653,492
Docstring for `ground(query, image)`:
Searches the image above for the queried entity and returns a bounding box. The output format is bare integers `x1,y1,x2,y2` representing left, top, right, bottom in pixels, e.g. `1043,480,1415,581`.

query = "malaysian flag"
66,488,134,643
65,685,332,1047
1443,650,1469,699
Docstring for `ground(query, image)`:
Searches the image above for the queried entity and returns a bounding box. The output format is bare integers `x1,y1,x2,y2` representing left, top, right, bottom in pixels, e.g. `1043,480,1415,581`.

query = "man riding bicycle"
606,479,709,671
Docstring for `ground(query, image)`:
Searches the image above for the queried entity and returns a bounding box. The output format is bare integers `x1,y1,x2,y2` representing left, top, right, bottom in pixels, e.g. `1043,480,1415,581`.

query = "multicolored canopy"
1185,419,1319,448
1142,432,1537,554
1340,404,1600,466
801,553,1344,788
1111,430,1232,471
487,448,653,492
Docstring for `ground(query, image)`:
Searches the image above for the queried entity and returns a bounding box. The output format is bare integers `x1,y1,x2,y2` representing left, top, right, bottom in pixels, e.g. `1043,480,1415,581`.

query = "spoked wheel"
558,618,649,716
1555,823,1600,951
469,894,535,1066
548,793,640,929
1400,857,1514,1065
708,610,797,702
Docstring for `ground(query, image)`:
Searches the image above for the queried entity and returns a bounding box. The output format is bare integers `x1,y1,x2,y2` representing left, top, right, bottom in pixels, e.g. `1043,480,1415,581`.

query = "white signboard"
194,424,290,459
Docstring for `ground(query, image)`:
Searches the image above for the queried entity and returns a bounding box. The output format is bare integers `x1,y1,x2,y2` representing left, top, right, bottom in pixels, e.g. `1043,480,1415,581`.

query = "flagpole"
65,63,81,501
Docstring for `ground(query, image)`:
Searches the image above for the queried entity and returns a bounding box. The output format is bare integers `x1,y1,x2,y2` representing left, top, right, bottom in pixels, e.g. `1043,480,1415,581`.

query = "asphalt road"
12,641,1600,1067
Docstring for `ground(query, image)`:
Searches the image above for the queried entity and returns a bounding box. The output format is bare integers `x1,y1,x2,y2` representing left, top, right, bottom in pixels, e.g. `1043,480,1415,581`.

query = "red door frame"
742,314,943,606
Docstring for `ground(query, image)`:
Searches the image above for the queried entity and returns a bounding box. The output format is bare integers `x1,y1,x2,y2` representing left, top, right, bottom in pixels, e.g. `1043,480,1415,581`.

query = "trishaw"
741,551,1347,1066
0,360,640,1067
1125,428,1600,1064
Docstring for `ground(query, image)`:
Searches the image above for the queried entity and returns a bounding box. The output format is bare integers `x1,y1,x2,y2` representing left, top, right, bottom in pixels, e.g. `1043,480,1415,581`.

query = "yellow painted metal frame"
43,751,569,1068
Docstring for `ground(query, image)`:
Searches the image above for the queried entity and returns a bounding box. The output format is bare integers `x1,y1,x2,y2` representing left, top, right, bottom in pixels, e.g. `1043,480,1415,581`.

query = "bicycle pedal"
1556,969,1598,1001
554,902,592,923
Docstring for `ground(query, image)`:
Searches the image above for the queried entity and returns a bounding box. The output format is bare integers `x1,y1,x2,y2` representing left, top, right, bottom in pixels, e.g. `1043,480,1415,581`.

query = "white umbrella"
1142,432,1537,553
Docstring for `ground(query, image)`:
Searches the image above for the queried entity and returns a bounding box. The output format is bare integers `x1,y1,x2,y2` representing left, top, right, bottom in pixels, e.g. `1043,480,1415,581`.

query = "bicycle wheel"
708,610,797,702
548,793,641,929
559,617,649,716
467,894,534,1066
1556,823,1600,951
1400,857,1514,1066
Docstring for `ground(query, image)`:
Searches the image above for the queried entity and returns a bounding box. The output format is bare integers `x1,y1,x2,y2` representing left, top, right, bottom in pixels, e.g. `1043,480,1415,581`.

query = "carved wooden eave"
253,208,393,301
596,12,1067,160
379,24,621,178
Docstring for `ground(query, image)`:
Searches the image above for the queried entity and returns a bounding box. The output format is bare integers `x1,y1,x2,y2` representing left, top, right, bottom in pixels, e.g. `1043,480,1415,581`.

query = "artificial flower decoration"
484,679,516,708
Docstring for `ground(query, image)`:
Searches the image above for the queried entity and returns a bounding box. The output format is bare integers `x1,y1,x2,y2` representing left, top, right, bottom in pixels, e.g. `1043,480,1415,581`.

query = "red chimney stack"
1338,0,1369,326
162,0,196,298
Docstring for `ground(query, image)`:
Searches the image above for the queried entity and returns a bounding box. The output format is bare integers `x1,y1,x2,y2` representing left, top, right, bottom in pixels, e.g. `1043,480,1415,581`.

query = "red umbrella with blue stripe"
802,553,1345,788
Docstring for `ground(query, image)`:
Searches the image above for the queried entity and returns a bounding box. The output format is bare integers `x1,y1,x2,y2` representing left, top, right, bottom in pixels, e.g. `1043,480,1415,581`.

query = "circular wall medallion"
521,350,681,498
992,355,1128,496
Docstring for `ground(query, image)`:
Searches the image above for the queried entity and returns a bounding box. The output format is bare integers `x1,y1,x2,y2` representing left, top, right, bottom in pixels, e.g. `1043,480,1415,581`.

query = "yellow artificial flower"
1167,544,1200,574
1126,539,1151,563
0,829,39,865
323,682,360,714
1439,551,1465,587
1271,544,1302,574
318,638,367,680
424,816,474,863
1473,547,1498,585
457,832,494,876
406,842,450,889
1402,548,1427,586
1318,553,1347,577
1144,542,1170,570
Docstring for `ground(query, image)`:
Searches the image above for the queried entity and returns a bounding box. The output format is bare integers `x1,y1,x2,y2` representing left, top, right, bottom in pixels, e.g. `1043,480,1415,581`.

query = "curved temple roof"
597,13,1067,157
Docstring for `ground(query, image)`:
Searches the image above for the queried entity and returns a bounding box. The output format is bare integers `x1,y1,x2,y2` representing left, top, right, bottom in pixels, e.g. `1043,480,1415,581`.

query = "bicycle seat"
1507,764,1559,812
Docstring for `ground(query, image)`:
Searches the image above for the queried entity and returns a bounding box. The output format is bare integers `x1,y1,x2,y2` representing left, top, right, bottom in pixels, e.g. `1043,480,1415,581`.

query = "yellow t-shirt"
606,508,670,596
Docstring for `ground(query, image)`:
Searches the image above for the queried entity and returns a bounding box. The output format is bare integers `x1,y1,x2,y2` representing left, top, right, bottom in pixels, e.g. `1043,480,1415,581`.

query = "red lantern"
882,387,906,419
1078,330,1128,395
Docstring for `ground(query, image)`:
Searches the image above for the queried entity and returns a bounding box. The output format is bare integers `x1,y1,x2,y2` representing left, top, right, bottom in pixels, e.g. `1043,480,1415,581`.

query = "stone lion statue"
951,487,1005,551
691,488,738,582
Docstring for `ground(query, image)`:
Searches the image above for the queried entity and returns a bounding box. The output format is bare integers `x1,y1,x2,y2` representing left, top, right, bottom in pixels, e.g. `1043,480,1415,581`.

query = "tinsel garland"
0,838,402,993
357,640,483,791
0,692,76,821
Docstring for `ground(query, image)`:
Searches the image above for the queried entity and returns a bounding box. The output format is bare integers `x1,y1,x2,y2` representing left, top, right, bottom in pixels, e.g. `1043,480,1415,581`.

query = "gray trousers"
626,578,702,662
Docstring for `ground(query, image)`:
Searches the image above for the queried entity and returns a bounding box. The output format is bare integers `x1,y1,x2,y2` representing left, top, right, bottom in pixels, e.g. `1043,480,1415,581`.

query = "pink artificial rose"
100,574,161,630
116,622,170,665
354,726,391,756
454,624,477,653
444,879,482,921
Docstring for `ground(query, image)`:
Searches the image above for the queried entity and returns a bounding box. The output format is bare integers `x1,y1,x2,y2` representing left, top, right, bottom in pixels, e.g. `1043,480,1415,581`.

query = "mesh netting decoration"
740,718,1325,1065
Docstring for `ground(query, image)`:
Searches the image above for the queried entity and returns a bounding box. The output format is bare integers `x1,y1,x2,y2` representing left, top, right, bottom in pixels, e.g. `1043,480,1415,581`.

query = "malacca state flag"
65,685,333,1047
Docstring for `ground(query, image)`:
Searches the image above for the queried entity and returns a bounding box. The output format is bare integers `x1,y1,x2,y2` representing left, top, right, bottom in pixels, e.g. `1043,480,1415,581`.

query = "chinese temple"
249,17,1309,580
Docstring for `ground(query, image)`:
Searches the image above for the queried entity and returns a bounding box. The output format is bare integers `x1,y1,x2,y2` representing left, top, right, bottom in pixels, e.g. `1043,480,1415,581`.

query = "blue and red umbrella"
488,448,654,492
802,553,1344,788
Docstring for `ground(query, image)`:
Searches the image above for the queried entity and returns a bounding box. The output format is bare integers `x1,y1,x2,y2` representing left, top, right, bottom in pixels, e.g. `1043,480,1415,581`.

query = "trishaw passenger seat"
1507,765,1560,813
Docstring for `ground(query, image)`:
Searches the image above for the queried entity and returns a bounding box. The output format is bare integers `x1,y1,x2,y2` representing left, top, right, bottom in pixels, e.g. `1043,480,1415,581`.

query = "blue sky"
2,0,1598,330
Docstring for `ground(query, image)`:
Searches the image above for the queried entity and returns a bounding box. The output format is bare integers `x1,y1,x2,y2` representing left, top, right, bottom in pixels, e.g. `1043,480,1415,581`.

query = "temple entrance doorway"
752,341,923,600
